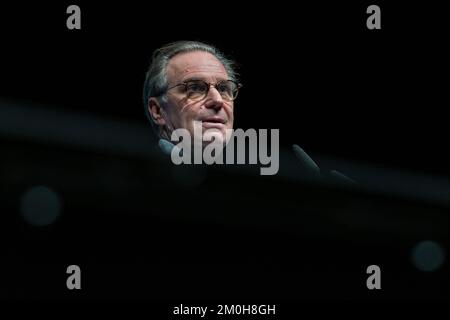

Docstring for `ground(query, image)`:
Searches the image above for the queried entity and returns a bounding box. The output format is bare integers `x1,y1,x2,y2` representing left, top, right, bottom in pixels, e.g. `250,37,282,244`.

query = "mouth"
200,117,226,124
199,117,227,130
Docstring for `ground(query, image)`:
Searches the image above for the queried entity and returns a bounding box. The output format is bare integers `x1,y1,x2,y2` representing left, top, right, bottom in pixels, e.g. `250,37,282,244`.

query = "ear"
148,97,166,126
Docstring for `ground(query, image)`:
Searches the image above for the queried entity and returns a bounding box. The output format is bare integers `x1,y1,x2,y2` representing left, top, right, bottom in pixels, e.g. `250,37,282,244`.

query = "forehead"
166,51,228,83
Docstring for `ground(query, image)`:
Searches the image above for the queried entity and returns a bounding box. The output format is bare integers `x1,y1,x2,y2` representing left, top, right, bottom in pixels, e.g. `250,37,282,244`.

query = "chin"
202,129,227,146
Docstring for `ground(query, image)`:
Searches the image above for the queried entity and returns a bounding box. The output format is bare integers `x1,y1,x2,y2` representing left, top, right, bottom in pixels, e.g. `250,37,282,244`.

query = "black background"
1,1,450,307
1,1,448,175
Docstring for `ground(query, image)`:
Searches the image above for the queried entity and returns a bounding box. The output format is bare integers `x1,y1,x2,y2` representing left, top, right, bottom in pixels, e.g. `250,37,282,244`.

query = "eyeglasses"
163,79,242,101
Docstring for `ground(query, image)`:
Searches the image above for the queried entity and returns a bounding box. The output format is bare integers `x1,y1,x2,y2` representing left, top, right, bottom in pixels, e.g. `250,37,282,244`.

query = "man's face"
161,51,234,144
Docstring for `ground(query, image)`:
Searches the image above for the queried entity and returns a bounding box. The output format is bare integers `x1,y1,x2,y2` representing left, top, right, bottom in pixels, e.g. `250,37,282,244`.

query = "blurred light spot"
411,240,445,272
20,186,62,226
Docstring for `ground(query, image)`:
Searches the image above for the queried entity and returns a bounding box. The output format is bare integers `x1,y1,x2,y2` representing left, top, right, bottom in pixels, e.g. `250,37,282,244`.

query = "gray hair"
142,40,238,136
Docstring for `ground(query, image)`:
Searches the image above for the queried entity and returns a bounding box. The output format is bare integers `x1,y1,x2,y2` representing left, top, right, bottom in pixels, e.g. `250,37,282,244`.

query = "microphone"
292,144,357,186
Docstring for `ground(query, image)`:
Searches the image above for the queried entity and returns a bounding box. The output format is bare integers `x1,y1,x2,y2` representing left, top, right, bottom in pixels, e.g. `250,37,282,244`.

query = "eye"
217,81,234,95
186,81,207,93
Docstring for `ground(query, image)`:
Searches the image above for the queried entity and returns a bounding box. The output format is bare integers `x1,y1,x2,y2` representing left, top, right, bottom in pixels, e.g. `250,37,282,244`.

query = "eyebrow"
182,77,205,82
182,76,228,83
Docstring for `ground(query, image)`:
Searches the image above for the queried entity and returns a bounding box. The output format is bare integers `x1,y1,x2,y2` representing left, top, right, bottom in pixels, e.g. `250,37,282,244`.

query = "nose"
204,86,225,111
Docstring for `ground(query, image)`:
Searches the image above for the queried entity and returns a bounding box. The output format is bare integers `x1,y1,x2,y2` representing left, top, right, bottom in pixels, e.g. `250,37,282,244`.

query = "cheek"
226,105,234,125
183,103,202,122
165,99,183,126
174,102,196,125
226,120,234,130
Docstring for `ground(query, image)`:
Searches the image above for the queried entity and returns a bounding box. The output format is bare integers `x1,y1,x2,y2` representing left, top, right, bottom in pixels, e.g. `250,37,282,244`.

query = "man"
143,41,241,155
143,40,355,184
